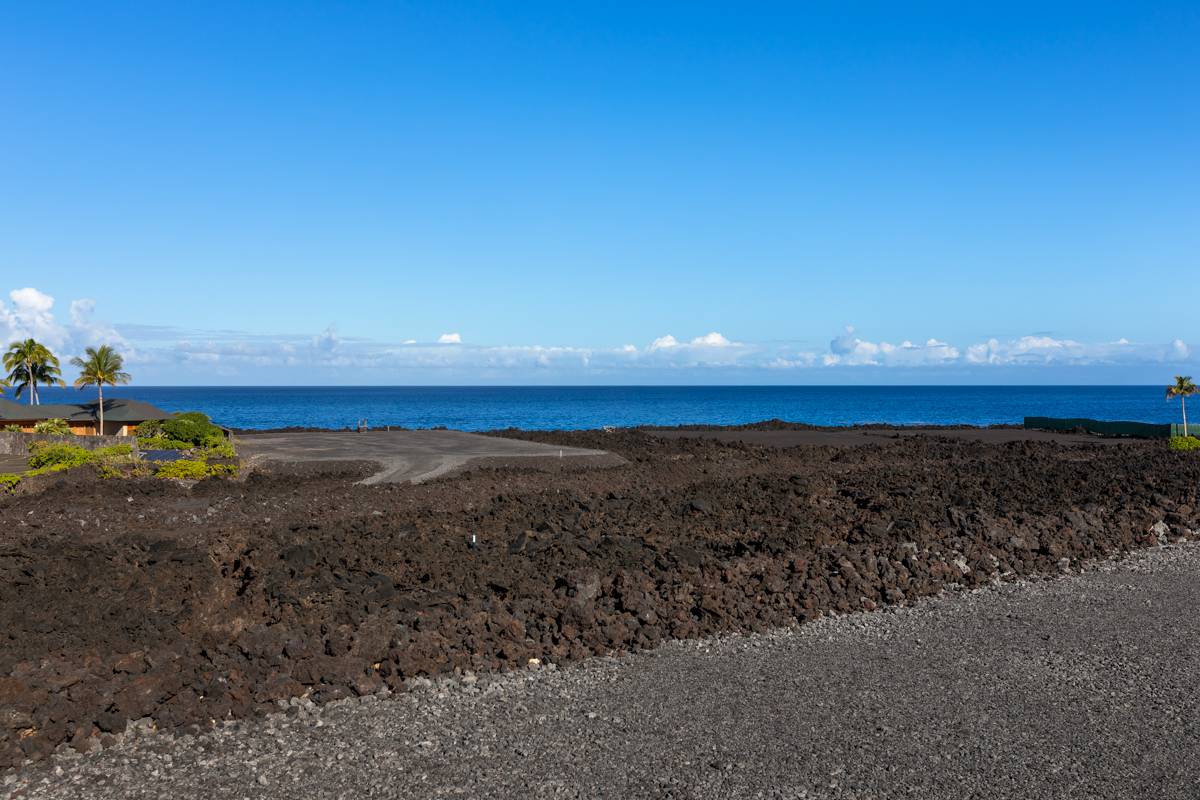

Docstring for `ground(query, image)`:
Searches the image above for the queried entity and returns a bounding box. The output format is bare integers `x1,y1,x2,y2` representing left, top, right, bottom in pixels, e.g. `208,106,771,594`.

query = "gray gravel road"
237,430,611,484
10,544,1200,799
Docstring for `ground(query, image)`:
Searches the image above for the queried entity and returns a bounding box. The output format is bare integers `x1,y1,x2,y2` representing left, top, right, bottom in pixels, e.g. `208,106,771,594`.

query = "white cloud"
651,332,738,350
135,322,1200,374
691,331,734,347
0,287,69,350
312,326,340,352
0,288,130,359
959,334,1191,366
823,326,959,366
826,326,879,365
2,287,1196,379
767,353,819,369
649,334,679,350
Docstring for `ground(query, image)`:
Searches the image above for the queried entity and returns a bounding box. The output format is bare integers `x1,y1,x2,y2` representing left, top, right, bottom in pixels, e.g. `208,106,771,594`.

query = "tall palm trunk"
97,384,104,435
1183,396,1189,438
26,360,33,405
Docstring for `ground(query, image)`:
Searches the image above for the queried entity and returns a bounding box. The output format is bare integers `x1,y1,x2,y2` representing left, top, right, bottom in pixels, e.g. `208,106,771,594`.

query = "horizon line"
17,384,1172,390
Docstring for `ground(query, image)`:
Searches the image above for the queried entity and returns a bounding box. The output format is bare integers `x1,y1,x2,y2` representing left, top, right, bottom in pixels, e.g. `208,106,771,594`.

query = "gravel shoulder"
12,542,1200,800
3,430,1197,772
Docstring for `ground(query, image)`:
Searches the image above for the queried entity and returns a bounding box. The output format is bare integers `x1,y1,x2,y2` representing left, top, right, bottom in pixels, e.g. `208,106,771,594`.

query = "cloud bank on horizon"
0,287,1193,383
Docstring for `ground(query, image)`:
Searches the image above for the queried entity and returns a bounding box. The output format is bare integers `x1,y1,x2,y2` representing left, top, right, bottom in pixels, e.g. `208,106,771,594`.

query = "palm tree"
1167,376,1198,437
3,339,63,405
70,346,131,434
28,359,65,404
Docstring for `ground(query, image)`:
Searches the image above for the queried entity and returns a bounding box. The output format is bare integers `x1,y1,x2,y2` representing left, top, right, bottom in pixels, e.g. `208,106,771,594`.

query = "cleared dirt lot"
237,429,614,483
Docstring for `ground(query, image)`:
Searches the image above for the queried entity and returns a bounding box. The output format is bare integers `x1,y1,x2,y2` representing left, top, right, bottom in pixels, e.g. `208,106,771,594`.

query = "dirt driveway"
237,429,613,483
0,456,26,474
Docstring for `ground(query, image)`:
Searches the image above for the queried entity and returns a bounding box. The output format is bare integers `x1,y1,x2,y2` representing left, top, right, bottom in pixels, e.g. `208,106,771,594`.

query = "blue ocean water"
20,385,1182,431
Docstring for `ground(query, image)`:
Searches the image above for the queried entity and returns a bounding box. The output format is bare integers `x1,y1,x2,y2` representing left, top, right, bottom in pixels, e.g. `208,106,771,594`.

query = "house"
0,397,173,436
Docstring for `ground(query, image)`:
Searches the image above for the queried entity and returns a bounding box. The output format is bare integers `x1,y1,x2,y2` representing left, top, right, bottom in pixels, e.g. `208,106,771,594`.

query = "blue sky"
1,2,1197,384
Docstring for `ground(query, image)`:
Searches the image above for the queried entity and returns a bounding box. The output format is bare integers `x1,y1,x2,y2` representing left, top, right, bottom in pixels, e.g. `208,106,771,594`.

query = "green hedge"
27,442,96,473
1169,436,1200,451
138,412,226,450
155,459,238,479
20,434,237,482
25,442,138,476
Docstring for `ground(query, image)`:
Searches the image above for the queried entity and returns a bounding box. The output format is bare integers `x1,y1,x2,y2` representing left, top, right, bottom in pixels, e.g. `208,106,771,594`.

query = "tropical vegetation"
1168,436,1200,452
154,459,237,479
137,411,238,476
26,442,102,473
3,339,64,404
8,438,235,482
69,345,131,432
1166,376,1198,437
137,411,227,450
32,418,72,436
25,441,135,475
0,341,241,484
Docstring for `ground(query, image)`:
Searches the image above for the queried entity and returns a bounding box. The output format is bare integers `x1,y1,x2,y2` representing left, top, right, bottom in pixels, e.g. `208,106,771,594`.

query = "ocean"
21,385,1183,432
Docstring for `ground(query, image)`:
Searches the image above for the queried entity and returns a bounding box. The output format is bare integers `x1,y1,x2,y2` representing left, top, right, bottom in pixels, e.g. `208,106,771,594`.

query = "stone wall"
0,431,137,456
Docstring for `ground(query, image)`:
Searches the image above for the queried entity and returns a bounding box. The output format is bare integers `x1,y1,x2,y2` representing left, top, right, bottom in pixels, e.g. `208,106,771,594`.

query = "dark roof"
0,397,173,423
0,399,23,418
98,399,174,422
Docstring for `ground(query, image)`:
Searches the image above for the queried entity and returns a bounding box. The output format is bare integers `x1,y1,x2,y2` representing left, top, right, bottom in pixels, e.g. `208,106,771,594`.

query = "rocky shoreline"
1,426,1196,769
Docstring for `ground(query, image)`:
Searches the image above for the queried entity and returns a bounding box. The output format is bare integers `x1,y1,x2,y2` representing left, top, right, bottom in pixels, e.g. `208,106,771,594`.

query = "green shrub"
200,440,237,459
27,442,96,472
33,418,72,436
24,441,144,478
135,419,163,438
155,457,239,480
93,444,138,478
1169,436,1200,451
3,425,21,433
155,459,214,480
160,412,225,448
0,473,19,492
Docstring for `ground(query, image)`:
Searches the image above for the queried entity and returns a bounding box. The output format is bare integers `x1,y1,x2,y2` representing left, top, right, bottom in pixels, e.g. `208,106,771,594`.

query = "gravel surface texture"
0,457,26,475
10,542,1199,800
237,429,612,484
5,430,1196,766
